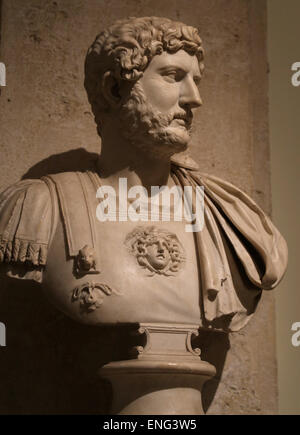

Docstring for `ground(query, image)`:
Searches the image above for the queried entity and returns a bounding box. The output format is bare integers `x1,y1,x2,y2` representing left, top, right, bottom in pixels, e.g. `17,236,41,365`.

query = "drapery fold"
172,165,288,330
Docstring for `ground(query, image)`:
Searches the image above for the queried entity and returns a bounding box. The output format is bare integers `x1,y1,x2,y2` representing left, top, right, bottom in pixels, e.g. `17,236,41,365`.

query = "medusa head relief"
125,226,186,277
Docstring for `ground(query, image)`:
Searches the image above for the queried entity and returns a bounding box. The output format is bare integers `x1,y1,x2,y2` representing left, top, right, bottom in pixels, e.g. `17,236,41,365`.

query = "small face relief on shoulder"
124,226,186,277
75,245,100,276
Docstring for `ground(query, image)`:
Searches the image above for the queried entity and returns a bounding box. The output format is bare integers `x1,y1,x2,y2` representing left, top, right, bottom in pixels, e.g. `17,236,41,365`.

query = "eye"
193,76,201,86
162,69,185,83
162,71,177,83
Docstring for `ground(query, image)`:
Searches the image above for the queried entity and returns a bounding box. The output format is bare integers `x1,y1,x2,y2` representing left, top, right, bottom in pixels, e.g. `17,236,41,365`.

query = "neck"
97,125,175,192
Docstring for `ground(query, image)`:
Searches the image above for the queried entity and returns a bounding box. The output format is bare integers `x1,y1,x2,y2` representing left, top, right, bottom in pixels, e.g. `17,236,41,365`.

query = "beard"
119,82,193,159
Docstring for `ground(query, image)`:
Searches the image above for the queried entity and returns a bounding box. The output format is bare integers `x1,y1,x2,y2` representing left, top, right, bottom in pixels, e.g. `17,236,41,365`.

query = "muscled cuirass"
0,165,288,332
44,214,202,326
42,170,202,325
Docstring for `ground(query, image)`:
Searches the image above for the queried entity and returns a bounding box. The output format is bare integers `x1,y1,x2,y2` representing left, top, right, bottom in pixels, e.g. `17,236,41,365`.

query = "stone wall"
0,0,277,414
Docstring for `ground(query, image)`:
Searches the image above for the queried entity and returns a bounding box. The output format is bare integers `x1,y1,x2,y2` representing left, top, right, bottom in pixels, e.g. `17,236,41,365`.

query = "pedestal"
99,324,216,415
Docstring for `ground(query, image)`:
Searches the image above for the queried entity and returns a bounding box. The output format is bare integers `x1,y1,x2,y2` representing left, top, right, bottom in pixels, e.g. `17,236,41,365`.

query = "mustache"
172,110,193,128
173,110,193,121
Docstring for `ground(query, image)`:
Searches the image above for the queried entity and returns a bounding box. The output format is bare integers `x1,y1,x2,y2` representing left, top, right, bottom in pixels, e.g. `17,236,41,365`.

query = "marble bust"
0,16,288,414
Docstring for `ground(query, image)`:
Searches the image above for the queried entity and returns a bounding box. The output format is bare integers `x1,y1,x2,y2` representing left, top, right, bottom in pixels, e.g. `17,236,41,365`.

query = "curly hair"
84,16,204,122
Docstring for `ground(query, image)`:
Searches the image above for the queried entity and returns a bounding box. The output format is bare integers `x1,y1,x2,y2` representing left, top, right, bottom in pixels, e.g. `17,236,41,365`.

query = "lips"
173,112,193,128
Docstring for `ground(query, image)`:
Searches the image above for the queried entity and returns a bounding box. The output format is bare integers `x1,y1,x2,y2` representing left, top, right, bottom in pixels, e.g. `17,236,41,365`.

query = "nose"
157,241,165,252
179,75,202,109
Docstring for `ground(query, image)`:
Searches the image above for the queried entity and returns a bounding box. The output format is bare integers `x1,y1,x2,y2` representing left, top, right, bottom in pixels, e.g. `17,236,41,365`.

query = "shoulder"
0,171,99,281
0,178,53,269
0,178,51,209
189,169,288,289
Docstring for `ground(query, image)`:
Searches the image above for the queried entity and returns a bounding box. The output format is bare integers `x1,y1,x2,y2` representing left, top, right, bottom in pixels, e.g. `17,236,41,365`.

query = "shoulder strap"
46,172,99,258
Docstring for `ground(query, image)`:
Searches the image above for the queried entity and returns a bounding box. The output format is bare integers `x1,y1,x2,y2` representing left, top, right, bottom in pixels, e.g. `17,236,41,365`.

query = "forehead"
145,49,201,76
146,235,169,244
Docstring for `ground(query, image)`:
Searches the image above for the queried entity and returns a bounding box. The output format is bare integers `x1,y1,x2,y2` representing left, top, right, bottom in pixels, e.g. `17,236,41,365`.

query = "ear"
102,71,122,108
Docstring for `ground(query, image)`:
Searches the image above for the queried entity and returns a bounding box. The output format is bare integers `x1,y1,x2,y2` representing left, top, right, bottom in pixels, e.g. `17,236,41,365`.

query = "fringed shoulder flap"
0,179,53,267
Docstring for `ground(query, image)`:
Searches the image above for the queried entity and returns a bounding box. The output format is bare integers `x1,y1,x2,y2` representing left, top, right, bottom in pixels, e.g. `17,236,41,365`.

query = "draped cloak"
0,162,288,331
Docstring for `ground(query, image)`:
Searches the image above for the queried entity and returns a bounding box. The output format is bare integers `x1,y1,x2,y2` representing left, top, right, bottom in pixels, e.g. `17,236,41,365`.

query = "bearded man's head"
84,16,204,157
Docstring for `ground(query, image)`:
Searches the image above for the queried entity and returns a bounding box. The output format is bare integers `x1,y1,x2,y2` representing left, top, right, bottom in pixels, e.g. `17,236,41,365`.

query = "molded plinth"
99,324,216,415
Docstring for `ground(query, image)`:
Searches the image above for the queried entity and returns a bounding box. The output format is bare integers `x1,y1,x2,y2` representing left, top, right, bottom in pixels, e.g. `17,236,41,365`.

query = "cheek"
146,246,156,257
141,78,180,111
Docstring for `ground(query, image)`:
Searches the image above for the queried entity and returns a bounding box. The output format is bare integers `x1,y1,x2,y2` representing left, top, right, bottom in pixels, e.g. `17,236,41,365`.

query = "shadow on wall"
193,330,230,413
0,150,230,414
22,148,99,180
0,271,144,414
0,271,230,414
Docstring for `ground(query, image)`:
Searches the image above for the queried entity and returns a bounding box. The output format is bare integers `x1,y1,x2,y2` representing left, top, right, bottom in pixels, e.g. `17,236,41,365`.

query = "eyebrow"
157,65,187,73
157,65,202,81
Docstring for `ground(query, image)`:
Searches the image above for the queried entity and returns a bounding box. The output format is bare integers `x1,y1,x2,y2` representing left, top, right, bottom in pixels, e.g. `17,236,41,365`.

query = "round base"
99,358,216,415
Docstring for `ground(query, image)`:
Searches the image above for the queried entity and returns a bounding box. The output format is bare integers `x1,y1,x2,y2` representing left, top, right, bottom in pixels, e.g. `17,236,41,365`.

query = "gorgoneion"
96,178,204,233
